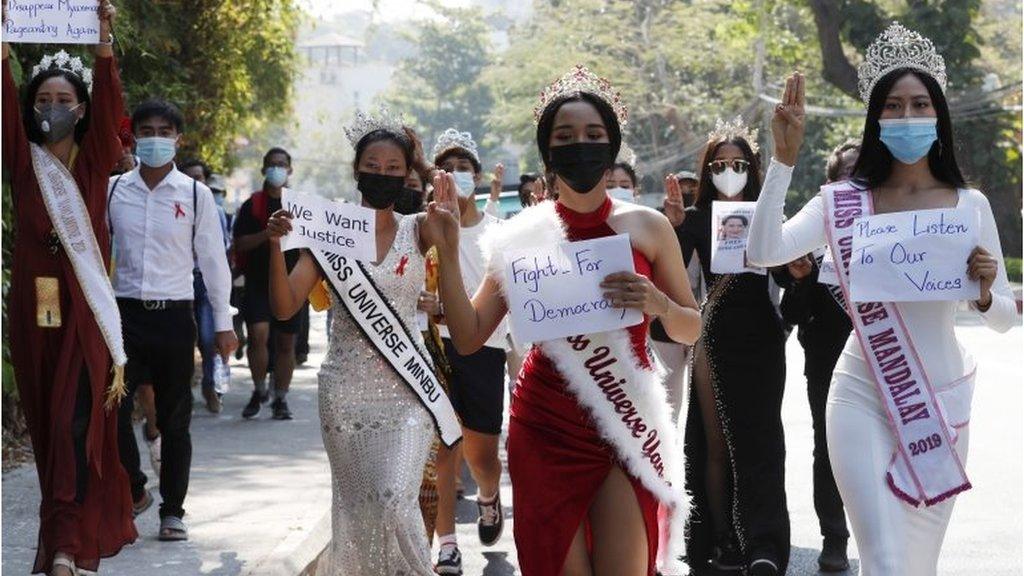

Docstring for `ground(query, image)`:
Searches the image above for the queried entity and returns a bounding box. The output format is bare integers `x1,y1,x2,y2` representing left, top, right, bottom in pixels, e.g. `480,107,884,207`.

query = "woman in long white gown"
264,112,459,575
748,25,1017,576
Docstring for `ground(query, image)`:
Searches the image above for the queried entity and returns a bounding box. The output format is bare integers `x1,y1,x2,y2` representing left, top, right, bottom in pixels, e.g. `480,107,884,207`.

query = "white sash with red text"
821,182,971,506
312,249,462,448
31,143,128,405
481,201,689,574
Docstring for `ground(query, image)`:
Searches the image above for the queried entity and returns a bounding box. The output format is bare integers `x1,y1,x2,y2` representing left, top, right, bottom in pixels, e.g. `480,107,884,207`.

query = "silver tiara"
857,22,947,105
432,128,479,163
31,50,93,92
343,105,407,148
534,64,628,126
707,116,759,154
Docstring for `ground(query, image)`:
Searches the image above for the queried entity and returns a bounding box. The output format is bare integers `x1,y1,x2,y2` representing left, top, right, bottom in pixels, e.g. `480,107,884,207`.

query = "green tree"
382,2,498,164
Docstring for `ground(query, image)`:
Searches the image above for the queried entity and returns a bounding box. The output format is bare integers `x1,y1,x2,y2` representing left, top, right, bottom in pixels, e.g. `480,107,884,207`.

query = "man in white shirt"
109,100,237,542
426,129,509,575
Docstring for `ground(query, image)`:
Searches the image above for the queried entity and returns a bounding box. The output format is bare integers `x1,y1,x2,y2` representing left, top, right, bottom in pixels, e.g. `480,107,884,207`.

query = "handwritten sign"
850,207,980,302
3,0,100,44
503,234,642,343
818,246,840,286
280,189,377,263
710,201,765,275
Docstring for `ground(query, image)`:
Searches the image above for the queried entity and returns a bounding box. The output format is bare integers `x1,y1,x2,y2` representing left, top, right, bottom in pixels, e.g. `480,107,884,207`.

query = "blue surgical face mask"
264,166,288,188
135,136,177,168
452,170,476,196
879,117,938,165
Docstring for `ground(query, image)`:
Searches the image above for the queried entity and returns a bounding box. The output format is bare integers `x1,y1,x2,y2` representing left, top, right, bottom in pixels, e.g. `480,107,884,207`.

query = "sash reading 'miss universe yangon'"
480,201,690,575
821,181,970,506
311,249,462,448
30,143,128,407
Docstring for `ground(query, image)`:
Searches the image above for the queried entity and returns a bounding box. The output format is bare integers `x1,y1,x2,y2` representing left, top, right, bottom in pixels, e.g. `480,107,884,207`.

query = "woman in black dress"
680,122,791,576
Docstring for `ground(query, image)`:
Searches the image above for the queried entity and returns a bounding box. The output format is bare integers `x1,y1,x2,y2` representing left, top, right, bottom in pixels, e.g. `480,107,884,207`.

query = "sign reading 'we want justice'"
3,0,101,44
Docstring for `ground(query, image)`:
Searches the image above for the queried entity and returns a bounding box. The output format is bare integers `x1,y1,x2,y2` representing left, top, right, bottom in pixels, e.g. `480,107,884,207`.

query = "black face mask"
357,172,405,209
393,187,424,215
548,142,613,194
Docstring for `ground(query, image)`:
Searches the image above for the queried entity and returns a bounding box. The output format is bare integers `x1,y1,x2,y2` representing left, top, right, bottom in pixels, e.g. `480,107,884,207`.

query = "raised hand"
266,209,293,244
771,71,806,166
663,174,686,227
95,0,116,56
490,163,505,200
422,172,462,253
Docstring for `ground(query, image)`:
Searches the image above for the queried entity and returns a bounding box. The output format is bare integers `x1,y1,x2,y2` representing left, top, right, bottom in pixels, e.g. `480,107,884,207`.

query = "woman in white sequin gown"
264,121,457,575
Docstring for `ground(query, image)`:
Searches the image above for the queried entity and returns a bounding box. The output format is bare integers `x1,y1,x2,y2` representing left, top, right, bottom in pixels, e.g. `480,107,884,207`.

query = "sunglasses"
707,159,750,175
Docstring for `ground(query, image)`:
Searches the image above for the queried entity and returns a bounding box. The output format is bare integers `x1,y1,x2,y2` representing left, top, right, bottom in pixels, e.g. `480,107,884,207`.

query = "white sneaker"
145,433,162,477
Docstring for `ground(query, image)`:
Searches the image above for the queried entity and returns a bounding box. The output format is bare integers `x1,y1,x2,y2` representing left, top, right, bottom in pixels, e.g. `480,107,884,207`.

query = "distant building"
298,32,365,85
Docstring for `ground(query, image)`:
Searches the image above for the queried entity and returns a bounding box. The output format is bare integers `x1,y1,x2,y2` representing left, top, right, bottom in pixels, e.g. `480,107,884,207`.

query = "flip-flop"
50,554,76,576
132,490,154,517
158,516,188,542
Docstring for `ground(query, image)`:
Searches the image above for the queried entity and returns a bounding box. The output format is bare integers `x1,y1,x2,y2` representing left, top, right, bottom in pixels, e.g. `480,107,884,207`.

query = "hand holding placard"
850,207,980,302
279,189,377,262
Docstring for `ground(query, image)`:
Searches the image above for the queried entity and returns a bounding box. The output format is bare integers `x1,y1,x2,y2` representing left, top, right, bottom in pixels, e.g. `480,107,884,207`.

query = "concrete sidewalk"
2,312,333,576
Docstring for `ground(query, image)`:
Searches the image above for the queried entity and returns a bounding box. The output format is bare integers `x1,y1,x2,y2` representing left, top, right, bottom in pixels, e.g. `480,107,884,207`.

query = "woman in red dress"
425,67,701,575
2,2,137,574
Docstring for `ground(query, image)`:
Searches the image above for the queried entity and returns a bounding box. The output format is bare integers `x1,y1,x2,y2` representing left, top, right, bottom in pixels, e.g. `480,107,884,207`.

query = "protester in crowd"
109,99,236,542
749,26,1016,574
264,108,462,574
608,161,640,203
517,172,542,208
431,66,701,576
2,2,138,572
233,147,301,420
680,117,792,575
776,139,860,572
181,159,231,413
423,128,510,574
483,162,504,218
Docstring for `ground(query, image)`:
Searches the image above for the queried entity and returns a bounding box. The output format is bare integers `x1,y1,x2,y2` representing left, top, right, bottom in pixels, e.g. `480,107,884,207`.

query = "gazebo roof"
298,32,364,49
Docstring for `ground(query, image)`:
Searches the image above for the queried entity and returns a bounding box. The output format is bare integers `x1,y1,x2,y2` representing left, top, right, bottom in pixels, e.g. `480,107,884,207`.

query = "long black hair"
851,68,966,189
694,136,762,210
535,91,622,173
351,129,413,179
23,68,91,145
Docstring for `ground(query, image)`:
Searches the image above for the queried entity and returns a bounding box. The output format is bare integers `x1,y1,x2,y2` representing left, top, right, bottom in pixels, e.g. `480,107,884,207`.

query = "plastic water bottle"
213,355,231,395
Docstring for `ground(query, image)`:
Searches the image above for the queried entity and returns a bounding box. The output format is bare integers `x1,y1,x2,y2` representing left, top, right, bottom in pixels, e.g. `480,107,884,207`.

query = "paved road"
3,311,1020,575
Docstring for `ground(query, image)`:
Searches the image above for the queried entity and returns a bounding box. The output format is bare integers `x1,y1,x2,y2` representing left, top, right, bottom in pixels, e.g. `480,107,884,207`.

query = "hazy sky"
299,0,471,22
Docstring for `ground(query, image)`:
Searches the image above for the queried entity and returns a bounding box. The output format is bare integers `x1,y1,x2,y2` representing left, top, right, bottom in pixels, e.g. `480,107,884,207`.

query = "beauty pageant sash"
481,201,689,574
311,248,462,448
821,182,970,506
30,143,127,407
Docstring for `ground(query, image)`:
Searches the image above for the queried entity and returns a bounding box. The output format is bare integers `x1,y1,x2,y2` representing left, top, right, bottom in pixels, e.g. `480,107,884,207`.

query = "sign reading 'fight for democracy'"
3,0,100,44
503,234,642,344
280,189,377,263
850,207,980,303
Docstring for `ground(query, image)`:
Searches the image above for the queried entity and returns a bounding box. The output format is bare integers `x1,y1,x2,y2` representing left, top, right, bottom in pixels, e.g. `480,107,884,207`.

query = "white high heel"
51,553,77,576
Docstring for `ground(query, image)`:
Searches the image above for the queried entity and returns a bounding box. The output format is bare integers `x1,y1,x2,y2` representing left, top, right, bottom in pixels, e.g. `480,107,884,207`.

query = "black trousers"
807,367,850,541
116,303,196,519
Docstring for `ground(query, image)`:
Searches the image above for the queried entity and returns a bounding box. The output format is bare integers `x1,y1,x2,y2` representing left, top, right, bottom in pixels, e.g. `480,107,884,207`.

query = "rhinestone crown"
432,128,479,163
31,50,93,92
858,22,947,104
344,105,407,148
707,116,759,154
534,65,628,126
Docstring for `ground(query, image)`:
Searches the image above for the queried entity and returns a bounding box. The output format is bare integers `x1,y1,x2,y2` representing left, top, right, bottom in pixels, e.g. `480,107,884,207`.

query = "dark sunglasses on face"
707,159,750,175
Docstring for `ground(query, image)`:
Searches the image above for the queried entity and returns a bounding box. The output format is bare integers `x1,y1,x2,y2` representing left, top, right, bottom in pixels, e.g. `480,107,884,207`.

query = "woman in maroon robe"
2,2,137,574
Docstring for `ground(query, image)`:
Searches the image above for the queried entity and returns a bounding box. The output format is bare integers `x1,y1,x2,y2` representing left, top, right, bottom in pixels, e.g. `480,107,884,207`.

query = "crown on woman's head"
31,50,93,92
432,128,479,163
343,105,407,148
857,22,947,105
534,65,628,127
707,116,759,154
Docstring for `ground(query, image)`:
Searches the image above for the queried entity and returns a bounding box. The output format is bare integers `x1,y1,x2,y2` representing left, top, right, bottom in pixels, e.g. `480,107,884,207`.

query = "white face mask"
607,187,635,203
711,168,747,198
452,171,476,196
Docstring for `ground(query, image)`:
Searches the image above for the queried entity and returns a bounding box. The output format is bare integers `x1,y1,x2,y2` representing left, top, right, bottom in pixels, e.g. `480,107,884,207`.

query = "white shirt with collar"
108,165,233,331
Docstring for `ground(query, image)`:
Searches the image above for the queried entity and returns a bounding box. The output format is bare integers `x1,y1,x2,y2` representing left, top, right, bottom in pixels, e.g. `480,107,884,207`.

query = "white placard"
818,246,840,285
503,234,642,343
3,0,101,44
850,207,980,303
710,201,765,275
280,189,377,263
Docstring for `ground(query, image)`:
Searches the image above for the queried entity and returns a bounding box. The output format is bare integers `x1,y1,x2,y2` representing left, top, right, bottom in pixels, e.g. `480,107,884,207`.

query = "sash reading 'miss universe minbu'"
311,249,462,448
480,200,690,575
821,181,971,506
